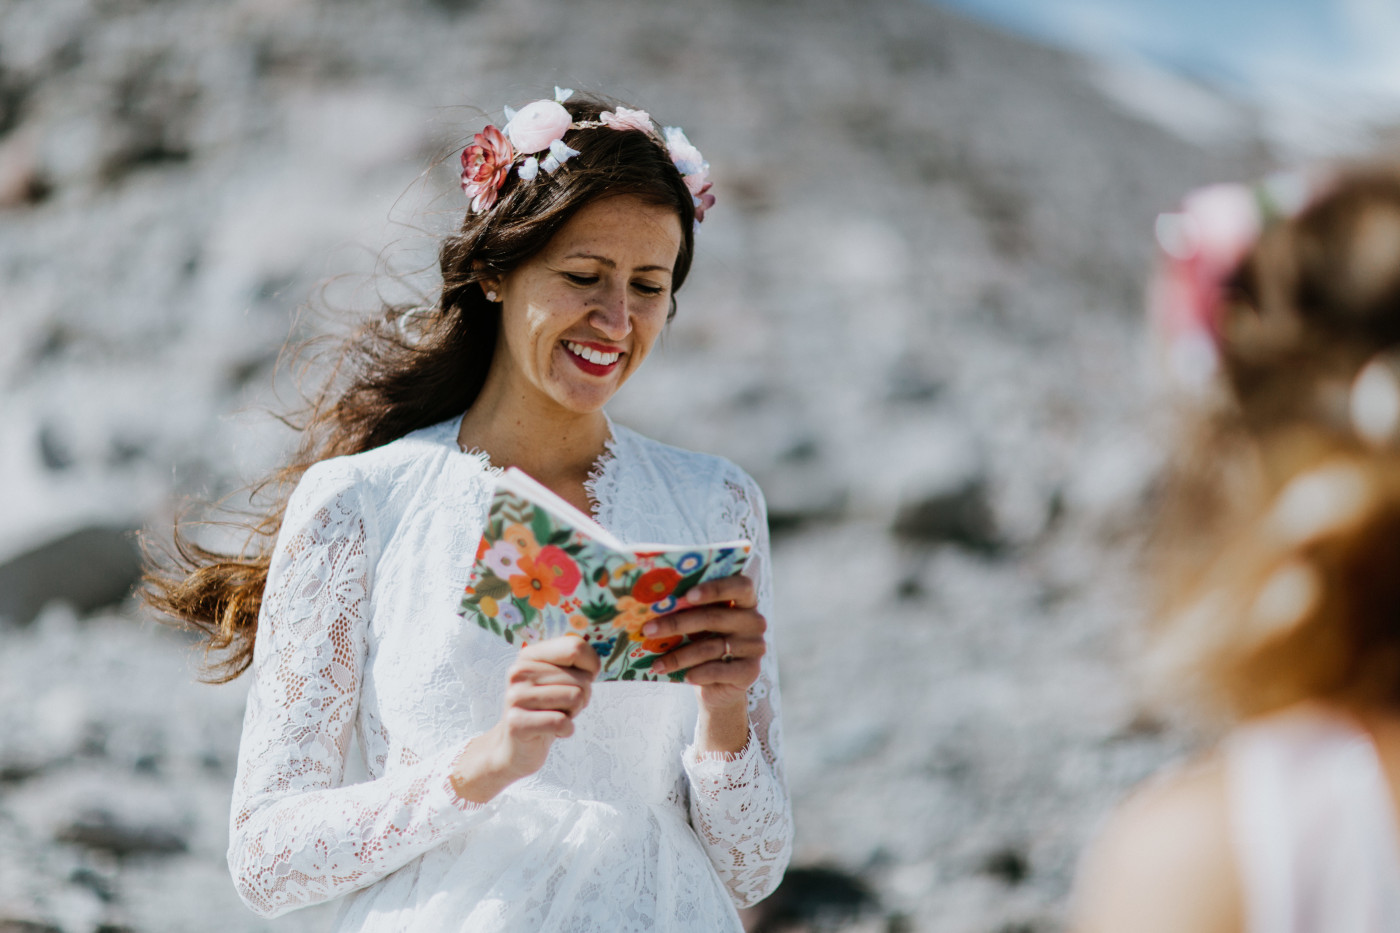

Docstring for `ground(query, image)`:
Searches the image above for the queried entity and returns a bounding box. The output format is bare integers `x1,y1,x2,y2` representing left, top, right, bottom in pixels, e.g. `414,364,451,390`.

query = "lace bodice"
227,417,792,931
1227,708,1400,933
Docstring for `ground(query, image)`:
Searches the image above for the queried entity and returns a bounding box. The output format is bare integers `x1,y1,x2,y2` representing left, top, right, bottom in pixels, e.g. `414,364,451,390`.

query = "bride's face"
484,194,683,416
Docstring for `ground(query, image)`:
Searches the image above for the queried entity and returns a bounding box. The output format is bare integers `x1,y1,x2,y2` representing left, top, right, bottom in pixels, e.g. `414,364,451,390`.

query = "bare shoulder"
1070,753,1243,933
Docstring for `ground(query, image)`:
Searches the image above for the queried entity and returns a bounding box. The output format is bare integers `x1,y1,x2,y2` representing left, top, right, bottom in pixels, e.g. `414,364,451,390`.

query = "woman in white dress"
145,92,791,931
1072,166,1400,933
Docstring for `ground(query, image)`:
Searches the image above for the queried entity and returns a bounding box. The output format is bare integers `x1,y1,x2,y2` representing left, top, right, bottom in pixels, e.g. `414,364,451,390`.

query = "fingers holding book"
642,574,767,686
450,636,601,803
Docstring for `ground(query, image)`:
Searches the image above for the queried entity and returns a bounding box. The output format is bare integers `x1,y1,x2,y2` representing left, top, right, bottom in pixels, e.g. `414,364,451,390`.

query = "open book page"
459,467,751,682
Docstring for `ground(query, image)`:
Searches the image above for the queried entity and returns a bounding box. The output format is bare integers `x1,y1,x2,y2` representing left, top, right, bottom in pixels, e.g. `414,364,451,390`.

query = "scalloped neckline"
444,412,621,526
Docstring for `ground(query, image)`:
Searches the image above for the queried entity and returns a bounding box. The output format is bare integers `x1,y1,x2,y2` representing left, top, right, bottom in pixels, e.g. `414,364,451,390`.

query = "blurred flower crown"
459,88,715,223
1149,171,1321,390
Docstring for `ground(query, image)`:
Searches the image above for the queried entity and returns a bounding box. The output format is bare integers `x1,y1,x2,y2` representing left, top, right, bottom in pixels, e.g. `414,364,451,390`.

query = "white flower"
663,126,705,175
541,138,581,173
517,156,539,181
554,86,574,103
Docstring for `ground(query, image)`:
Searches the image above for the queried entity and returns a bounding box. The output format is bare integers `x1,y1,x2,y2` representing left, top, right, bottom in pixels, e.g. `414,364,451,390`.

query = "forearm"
230,743,480,917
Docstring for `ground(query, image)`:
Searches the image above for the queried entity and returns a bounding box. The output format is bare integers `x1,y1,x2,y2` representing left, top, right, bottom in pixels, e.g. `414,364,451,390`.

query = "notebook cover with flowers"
459,467,752,682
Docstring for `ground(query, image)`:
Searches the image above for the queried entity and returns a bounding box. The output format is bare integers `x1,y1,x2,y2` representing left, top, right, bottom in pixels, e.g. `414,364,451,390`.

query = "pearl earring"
485,290,499,302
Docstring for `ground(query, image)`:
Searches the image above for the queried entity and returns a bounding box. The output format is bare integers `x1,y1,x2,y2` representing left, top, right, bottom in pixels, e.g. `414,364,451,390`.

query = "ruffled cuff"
682,724,763,798
425,739,494,829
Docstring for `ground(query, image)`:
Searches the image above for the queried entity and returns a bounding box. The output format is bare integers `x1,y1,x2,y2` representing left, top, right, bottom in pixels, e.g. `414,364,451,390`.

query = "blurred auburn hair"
141,94,697,681
1149,163,1400,720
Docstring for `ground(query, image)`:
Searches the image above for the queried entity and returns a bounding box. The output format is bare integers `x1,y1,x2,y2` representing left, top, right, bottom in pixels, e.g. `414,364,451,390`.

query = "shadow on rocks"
742,865,892,932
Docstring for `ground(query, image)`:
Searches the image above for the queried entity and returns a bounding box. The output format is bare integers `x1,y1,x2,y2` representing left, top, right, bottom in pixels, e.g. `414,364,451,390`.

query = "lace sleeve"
228,466,479,918
681,468,794,908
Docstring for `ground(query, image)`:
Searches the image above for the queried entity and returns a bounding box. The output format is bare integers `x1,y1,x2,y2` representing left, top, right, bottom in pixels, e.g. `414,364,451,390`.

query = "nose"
587,283,632,340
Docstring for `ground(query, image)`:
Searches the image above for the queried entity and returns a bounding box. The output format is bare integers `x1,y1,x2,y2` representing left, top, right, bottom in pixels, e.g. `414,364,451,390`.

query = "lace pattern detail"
226,419,791,927
228,465,480,917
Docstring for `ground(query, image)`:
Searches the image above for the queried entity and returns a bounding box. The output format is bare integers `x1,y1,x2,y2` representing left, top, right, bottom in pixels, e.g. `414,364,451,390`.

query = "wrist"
695,698,750,755
448,729,519,804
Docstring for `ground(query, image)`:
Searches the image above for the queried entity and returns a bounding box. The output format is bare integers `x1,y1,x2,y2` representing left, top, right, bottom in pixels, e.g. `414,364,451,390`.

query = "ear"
479,277,503,304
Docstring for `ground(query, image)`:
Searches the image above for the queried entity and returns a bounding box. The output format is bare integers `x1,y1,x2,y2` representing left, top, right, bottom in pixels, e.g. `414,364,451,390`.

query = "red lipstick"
562,340,623,376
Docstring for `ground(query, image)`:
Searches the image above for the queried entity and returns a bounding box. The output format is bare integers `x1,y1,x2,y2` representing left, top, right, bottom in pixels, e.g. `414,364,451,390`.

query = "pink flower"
684,168,715,223
505,99,573,155
1156,185,1261,340
460,125,514,212
601,107,652,133
1149,183,1265,388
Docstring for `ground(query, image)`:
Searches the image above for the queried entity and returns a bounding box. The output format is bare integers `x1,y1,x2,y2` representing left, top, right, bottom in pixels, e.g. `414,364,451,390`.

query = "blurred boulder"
54,808,188,858
743,865,883,933
0,920,64,933
891,479,1001,554
0,525,143,624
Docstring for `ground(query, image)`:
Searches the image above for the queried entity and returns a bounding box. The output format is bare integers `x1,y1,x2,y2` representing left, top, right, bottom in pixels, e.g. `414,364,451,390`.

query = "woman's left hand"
641,573,766,715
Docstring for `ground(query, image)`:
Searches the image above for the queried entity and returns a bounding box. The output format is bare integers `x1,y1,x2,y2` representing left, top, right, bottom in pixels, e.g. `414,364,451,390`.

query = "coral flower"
460,125,514,212
612,596,656,635
641,635,684,654
632,567,683,605
502,523,541,559
534,545,582,596
509,555,563,610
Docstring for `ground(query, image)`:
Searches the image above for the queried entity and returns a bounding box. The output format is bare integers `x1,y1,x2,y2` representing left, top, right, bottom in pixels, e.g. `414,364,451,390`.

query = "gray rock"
0,526,143,624
892,480,1002,554
0,920,64,933
54,809,188,859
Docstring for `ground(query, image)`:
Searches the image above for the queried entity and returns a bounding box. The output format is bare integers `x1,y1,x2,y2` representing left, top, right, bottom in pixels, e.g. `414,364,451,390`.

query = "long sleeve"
227,465,480,918
682,469,794,908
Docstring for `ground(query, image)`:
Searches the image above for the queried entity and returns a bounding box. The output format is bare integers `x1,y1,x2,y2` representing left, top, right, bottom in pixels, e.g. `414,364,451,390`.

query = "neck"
457,376,611,491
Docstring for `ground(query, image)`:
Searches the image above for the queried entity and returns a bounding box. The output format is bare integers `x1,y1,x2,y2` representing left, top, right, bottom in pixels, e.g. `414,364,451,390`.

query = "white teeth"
565,341,620,365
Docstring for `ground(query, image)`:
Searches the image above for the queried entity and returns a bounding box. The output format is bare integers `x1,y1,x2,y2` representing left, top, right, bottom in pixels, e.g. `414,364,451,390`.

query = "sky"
932,0,1400,117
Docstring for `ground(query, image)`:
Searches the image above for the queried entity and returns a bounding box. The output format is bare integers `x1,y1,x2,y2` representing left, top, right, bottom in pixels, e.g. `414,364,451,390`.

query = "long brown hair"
1150,164,1400,719
142,94,698,681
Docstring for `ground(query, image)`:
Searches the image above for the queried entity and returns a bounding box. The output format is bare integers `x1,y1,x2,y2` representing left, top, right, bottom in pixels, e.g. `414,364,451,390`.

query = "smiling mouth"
563,340,622,367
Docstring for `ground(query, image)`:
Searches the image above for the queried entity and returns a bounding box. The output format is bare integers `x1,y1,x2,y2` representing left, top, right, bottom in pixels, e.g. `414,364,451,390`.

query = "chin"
551,386,617,414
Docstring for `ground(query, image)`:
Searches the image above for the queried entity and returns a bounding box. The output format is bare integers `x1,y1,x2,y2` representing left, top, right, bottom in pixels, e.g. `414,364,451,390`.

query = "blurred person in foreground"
143,91,791,931
1073,165,1400,932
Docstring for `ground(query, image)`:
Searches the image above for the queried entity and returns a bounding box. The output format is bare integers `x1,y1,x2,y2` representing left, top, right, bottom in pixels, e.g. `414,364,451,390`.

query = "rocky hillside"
0,0,1273,929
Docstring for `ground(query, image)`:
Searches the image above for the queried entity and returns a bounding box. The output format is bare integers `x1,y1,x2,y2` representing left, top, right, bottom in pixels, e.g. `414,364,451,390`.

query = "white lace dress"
227,416,792,931
1227,707,1400,933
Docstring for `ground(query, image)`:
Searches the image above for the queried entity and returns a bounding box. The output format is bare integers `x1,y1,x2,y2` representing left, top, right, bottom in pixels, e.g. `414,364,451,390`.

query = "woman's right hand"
449,635,600,804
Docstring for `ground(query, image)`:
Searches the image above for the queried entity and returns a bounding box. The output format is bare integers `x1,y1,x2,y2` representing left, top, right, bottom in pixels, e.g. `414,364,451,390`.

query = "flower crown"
459,88,715,223
1148,171,1318,390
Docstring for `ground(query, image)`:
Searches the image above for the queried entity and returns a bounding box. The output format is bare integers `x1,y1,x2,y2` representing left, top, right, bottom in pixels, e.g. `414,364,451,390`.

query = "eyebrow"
563,252,672,275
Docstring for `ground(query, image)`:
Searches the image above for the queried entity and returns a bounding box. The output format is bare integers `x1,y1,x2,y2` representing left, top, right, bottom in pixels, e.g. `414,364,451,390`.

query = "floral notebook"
459,467,752,682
